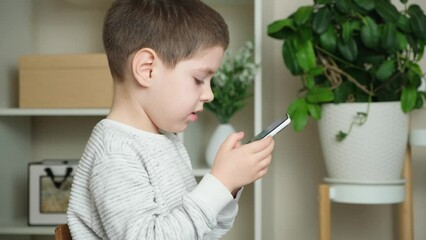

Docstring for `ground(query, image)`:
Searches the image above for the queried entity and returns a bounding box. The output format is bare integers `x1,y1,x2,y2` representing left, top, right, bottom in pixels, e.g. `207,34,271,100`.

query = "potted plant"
267,0,426,183
204,41,259,166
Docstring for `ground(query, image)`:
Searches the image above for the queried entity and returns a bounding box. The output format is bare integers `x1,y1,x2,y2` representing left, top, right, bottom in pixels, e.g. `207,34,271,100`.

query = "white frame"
28,161,76,225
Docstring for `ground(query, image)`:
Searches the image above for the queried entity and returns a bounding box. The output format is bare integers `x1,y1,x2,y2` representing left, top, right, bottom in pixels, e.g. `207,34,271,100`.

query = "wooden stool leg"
319,184,331,240
396,146,414,240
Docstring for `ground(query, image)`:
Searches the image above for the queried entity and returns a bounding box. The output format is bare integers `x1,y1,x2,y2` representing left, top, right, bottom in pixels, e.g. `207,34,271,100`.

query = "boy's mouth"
189,112,198,122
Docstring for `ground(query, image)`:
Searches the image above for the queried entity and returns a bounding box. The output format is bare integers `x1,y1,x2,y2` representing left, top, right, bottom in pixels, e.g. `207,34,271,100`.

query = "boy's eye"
194,78,205,85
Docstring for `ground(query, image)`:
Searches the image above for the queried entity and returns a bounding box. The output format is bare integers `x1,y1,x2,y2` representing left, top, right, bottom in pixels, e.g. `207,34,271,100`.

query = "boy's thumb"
221,132,245,151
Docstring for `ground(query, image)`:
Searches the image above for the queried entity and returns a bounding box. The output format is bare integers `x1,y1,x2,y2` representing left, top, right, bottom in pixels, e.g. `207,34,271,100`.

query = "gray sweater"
67,119,240,240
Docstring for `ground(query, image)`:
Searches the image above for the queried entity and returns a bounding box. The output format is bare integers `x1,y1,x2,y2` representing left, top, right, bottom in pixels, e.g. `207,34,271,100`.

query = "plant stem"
336,96,371,142
315,45,374,96
318,54,374,96
315,45,366,71
329,65,374,96
373,72,404,93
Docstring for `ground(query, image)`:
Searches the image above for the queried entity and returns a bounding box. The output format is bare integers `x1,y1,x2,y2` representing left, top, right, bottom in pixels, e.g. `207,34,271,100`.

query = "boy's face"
144,46,225,133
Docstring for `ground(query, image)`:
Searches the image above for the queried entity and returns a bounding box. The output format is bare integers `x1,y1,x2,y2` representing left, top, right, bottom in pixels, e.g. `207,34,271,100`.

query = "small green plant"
206,41,259,123
267,0,426,138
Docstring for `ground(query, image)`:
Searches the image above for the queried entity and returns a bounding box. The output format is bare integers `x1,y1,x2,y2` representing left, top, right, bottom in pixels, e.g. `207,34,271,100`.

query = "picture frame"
28,160,78,225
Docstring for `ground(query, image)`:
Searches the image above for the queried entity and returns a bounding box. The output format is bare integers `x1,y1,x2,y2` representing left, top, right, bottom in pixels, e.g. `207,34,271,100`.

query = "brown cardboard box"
19,54,113,108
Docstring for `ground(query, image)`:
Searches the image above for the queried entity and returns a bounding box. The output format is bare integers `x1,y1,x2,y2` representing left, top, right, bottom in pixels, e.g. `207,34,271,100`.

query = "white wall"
0,1,33,108
262,0,426,239
32,0,107,54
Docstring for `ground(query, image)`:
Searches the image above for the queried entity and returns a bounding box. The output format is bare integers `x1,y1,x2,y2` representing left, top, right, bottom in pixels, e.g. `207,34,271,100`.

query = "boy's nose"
200,85,214,103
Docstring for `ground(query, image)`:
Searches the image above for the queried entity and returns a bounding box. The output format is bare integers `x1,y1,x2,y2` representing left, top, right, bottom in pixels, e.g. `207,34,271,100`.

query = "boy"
67,0,275,239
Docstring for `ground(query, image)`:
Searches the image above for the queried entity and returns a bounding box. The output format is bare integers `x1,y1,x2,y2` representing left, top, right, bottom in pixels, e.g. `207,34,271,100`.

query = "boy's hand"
210,132,275,194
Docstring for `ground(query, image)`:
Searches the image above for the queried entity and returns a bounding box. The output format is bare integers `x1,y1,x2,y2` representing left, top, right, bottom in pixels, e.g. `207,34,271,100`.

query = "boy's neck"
107,81,160,134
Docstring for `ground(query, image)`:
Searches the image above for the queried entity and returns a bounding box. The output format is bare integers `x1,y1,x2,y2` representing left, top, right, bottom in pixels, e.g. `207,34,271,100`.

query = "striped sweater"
67,119,240,240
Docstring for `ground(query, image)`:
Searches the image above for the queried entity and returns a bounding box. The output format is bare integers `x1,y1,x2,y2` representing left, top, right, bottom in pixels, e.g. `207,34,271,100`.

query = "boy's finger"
246,136,273,153
253,140,275,160
221,132,245,151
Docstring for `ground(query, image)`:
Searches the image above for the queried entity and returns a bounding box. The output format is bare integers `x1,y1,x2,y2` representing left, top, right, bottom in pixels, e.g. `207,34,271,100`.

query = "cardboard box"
19,54,113,108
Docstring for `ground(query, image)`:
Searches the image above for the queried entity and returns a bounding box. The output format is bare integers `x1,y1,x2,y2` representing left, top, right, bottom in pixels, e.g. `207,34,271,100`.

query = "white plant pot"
318,102,409,183
205,124,235,167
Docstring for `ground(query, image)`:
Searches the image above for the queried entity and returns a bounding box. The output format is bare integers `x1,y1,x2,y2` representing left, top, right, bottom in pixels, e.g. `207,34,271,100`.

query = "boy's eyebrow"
197,67,216,75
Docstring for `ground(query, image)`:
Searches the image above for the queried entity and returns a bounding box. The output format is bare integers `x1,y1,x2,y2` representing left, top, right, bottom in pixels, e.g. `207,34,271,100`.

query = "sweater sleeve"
89,153,238,240
188,174,242,239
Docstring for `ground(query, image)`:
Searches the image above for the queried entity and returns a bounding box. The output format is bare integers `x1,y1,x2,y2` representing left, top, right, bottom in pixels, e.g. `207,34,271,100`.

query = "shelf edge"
0,108,110,116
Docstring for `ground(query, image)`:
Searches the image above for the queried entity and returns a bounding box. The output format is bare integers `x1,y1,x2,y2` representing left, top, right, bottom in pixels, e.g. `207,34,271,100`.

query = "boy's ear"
132,48,157,87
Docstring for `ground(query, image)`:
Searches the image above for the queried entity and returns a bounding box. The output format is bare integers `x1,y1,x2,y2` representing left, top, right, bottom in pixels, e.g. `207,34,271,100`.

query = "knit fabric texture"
67,119,239,240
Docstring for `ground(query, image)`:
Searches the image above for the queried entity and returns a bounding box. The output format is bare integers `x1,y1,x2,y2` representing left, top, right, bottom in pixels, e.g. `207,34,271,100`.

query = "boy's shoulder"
89,119,179,153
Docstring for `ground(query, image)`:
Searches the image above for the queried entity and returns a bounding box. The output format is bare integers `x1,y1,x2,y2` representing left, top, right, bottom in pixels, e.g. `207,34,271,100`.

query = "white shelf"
0,108,109,116
0,107,210,177
0,220,55,235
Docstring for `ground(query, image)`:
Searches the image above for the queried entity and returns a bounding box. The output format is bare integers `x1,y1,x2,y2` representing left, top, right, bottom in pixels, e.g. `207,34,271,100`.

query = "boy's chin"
161,124,188,134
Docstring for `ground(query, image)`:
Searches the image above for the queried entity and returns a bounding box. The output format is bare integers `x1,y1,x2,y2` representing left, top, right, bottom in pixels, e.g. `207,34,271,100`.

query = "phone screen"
248,114,291,143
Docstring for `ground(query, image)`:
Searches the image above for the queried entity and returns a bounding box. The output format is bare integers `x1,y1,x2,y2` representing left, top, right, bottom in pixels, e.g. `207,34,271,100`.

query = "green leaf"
342,21,352,43
396,32,408,50
350,20,362,32
306,87,334,103
335,0,352,13
400,0,408,3
415,93,424,109
361,54,385,65
299,26,313,42
354,0,375,11
407,37,426,61
406,35,419,54
319,26,337,53
305,74,315,89
417,39,426,61
295,41,317,72
313,7,332,34
407,5,426,39
333,82,353,103
361,16,380,49
408,62,424,77
282,40,303,75
407,4,426,17
401,86,417,112
316,0,333,4
397,15,410,33
288,98,309,132
374,0,400,23
267,19,296,39
337,37,358,61
407,66,422,87
336,131,348,141
294,6,314,26
381,23,398,52
307,103,322,120
375,60,395,81
288,98,302,117
308,66,325,76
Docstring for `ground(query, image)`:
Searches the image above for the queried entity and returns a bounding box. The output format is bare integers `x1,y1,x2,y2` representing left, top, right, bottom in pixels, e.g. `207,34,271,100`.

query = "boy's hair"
103,0,229,79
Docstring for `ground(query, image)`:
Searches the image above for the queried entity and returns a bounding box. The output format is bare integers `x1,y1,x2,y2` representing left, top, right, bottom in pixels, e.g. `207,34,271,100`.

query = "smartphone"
247,114,291,143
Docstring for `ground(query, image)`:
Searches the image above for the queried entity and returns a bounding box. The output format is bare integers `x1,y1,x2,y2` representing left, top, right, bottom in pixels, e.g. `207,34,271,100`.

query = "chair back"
55,224,72,240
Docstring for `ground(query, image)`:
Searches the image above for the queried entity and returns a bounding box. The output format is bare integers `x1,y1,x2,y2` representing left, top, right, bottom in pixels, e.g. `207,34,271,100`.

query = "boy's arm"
186,173,243,238
88,153,235,240
198,175,245,239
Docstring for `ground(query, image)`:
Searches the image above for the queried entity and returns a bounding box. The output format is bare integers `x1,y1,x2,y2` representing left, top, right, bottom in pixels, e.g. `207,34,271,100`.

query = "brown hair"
103,0,229,79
